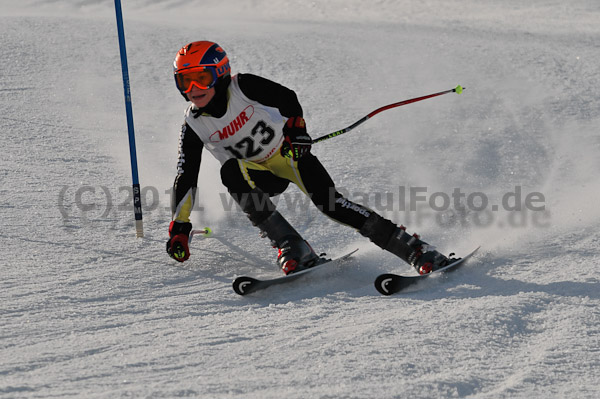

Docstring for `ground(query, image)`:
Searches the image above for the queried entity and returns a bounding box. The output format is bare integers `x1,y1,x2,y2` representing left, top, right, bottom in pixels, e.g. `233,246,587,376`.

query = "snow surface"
2,0,600,398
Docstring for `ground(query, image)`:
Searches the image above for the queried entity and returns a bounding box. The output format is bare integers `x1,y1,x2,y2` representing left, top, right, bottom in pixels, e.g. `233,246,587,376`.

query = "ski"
374,247,480,295
232,249,358,295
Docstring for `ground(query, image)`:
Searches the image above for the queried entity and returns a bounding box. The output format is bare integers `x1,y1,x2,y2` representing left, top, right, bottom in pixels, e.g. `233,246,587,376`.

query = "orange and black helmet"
173,41,231,95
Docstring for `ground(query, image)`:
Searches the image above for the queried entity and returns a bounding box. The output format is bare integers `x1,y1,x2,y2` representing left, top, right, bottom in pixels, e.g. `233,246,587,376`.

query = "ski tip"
374,274,397,296
232,276,258,296
464,246,481,256
346,248,360,257
454,85,465,94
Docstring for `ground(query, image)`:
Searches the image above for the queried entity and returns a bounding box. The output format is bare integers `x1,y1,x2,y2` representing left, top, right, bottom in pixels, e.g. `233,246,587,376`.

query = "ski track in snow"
1,1,599,398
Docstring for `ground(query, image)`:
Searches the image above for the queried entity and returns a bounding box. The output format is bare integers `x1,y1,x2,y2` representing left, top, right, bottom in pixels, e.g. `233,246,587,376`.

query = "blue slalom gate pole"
114,0,144,237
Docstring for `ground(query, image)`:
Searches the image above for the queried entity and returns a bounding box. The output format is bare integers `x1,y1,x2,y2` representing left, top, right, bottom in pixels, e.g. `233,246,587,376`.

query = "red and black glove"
281,116,312,161
166,221,192,262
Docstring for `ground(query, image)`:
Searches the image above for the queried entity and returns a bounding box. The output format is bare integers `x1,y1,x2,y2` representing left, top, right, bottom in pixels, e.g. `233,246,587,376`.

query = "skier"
166,40,454,275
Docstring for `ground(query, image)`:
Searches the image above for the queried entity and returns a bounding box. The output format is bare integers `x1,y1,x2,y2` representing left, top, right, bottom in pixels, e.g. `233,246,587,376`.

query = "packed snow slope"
1,0,599,398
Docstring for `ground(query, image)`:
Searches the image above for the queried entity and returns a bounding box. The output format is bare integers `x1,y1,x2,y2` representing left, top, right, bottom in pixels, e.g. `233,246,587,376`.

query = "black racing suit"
171,73,374,232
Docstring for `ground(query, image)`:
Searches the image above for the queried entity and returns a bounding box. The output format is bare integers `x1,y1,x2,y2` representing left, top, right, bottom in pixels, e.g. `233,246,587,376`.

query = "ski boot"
276,236,320,275
233,187,320,275
404,235,453,274
360,213,454,274
257,211,320,275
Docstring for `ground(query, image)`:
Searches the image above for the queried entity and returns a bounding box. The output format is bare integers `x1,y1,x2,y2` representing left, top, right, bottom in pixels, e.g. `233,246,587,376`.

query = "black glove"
281,116,312,161
166,221,192,262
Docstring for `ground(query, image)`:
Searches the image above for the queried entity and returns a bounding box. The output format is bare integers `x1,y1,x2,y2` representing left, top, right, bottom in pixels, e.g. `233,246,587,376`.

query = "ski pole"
313,85,464,144
189,227,213,243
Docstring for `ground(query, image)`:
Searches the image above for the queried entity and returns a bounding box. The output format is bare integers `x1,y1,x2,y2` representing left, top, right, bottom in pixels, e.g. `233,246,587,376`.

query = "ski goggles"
174,67,218,93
